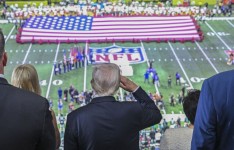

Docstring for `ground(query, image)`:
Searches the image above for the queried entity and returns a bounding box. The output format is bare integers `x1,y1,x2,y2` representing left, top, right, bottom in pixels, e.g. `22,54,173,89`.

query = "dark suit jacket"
65,87,162,150
192,70,234,150
0,77,55,150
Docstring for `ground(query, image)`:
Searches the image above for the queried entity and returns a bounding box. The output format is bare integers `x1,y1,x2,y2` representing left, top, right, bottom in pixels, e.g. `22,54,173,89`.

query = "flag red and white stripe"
19,16,201,43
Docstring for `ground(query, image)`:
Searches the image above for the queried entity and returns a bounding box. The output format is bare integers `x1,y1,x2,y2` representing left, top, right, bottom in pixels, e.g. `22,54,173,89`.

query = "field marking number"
190,77,206,83
40,79,63,86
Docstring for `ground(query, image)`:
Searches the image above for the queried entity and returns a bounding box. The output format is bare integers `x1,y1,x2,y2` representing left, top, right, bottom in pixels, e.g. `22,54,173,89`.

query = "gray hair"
91,63,120,97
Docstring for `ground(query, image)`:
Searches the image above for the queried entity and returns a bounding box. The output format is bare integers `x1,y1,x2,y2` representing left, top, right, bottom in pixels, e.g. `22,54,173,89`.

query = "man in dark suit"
65,63,162,150
192,70,234,150
0,29,55,149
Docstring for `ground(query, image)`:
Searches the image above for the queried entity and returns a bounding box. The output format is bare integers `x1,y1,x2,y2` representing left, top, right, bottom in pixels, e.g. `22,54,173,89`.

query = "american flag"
19,15,201,43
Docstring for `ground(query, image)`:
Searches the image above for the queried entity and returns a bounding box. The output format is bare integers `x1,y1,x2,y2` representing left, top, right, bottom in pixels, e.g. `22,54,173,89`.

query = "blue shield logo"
89,45,145,64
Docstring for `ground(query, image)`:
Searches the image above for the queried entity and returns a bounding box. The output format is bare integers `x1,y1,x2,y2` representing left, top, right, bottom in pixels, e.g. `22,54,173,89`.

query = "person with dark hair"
63,88,68,101
64,63,162,150
181,86,185,98
183,89,200,125
192,70,234,149
63,60,66,73
170,93,175,106
73,89,79,103
168,75,172,87
0,29,56,149
160,89,200,150
58,61,62,74
66,59,70,72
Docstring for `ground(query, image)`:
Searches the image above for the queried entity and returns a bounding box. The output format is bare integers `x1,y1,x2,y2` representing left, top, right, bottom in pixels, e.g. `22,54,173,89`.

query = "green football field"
1,19,234,115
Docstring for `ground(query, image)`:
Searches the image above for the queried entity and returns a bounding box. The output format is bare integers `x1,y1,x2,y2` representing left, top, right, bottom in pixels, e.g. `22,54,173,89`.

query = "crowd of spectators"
0,0,233,25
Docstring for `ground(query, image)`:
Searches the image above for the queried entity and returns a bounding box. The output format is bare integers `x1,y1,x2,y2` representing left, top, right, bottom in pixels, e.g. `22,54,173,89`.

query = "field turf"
2,19,234,115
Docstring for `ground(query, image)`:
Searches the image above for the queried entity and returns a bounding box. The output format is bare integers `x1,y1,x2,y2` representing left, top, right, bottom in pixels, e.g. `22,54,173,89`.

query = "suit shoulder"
67,105,90,118
209,70,234,82
9,85,48,104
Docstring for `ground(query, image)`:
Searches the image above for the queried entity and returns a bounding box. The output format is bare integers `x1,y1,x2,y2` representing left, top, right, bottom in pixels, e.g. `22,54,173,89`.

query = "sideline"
141,41,166,114
46,43,60,98
226,20,234,28
195,41,219,74
205,17,234,21
168,42,194,89
140,41,160,94
22,43,32,64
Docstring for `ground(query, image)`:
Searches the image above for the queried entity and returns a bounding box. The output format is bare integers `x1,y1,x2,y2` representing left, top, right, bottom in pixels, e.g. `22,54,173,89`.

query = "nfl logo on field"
89,45,146,76
89,45,145,64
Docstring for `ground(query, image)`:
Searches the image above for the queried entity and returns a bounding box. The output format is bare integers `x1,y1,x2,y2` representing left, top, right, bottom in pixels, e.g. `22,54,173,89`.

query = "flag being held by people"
19,15,201,43
63,49,67,63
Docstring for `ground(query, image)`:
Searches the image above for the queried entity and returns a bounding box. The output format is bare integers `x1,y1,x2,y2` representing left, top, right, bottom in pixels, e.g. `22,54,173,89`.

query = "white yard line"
83,42,88,92
226,20,234,28
111,42,124,101
22,43,32,64
205,17,234,21
195,41,219,74
5,26,15,43
205,22,231,50
46,43,60,98
114,42,124,100
168,42,194,89
113,42,124,100
141,41,166,114
140,41,159,94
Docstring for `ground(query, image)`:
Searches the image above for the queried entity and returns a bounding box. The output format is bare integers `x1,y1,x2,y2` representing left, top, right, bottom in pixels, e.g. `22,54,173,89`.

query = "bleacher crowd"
0,0,233,25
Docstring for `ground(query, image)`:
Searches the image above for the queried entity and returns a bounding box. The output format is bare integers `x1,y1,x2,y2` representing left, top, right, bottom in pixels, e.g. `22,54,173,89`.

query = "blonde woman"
11,64,60,149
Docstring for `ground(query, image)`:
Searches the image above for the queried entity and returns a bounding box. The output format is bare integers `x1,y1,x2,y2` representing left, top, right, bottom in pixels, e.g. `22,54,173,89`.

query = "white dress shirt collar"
0,74,4,78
